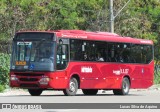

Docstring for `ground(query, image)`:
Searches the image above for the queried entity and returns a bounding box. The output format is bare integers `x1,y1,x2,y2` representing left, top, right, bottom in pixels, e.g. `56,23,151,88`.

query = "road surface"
0,87,160,112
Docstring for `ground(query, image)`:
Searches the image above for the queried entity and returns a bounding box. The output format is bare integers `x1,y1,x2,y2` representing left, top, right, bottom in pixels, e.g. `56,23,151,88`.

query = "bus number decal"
81,66,93,73
113,70,121,75
113,69,129,75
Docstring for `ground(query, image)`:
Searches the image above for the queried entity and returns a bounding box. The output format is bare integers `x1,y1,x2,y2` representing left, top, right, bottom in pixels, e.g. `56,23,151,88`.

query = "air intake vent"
19,78,38,82
15,73,43,76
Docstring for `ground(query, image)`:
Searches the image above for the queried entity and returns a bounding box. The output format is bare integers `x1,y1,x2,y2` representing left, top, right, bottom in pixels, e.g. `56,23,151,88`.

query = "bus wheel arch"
122,75,131,87
63,74,80,96
70,74,80,89
113,75,130,95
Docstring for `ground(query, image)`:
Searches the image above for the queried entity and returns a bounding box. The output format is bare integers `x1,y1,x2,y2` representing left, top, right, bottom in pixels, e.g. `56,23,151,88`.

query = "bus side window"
56,44,69,70
70,39,83,61
146,45,153,63
108,43,116,62
143,45,153,64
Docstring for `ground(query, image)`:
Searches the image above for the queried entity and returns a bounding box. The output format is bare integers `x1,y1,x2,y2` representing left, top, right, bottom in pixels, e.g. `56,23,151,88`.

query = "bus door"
55,39,69,88
56,39,69,70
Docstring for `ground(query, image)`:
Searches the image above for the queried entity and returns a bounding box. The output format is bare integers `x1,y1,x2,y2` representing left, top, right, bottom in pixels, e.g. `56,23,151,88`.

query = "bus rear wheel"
82,89,98,95
63,78,78,96
113,77,130,95
28,89,43,96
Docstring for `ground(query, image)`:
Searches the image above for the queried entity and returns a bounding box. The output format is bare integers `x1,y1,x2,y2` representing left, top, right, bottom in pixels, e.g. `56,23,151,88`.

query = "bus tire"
28,89,43,96
63,78,78,96
82,89,98,95
113,77,130,95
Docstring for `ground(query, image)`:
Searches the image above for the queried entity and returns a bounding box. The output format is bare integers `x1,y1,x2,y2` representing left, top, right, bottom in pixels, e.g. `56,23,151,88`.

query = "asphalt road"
0,89,160,103
0,89,160,112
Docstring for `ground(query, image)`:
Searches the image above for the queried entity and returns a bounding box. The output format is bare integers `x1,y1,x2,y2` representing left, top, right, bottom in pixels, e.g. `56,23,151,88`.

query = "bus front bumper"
10,72,68,89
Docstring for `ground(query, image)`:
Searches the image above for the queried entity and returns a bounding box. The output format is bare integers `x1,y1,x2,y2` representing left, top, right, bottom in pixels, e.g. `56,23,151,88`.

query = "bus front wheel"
28,89,43,96
82,89,98,95
63,78,78,96
113,77,130,95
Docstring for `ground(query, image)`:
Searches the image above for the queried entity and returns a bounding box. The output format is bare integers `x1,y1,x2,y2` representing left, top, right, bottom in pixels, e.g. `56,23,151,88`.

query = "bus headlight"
39,76,50,85
10,75,18,81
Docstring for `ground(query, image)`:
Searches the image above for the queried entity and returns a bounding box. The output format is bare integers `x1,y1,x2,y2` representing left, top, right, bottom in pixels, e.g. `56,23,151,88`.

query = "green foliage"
154,70,160,84
0,85,5,92
0,0,159,39
0,53,10,89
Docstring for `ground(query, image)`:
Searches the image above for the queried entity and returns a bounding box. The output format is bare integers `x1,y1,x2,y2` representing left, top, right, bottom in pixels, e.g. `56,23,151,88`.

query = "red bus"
10,30,154,96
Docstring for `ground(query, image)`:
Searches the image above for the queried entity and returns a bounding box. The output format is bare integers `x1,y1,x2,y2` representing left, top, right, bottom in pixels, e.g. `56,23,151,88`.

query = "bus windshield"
11,33,55,71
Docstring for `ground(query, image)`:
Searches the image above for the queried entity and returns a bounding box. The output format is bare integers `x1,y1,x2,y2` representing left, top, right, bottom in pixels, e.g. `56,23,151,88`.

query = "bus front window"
11,40,55,71
30,41,54,63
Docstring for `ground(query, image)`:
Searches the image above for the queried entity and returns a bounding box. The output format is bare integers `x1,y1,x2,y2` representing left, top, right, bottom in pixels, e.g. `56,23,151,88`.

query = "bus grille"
15,73,43,76
19,78,38,82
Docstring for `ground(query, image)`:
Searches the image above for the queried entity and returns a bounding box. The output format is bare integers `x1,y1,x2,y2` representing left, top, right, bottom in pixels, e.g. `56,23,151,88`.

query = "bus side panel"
66,61,154,90
67,62,122,89
129,61,154,89
67,62,92,89
141,61,154,88
100,63,122,89
49,71,68,89
130,65,143,88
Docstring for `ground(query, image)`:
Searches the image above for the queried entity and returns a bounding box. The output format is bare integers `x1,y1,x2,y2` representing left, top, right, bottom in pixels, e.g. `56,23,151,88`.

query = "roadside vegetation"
0,53,10,92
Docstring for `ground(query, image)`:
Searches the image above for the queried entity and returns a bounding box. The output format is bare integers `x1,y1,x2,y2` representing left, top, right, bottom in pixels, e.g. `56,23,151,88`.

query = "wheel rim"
123,79,129,93
69,81,76,92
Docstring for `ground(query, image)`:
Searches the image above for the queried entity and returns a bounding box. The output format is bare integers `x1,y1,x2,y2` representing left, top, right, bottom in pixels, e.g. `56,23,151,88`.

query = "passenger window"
130,44,143,63
82,41,96,61
121,44,131,63
108,43,116,62
95,42,106,62
70,39,83,61
143,45,153,64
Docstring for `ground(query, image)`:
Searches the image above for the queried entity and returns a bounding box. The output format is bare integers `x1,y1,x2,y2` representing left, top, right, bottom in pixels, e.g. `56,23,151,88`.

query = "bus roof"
17,30,153,45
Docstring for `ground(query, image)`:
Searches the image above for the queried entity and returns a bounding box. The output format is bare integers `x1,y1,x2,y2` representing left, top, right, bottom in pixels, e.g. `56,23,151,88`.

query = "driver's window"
56,44,68,70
